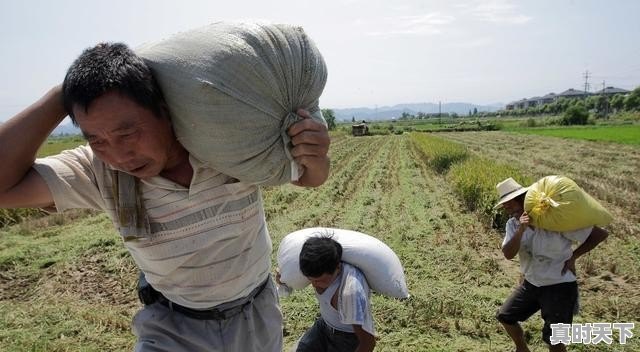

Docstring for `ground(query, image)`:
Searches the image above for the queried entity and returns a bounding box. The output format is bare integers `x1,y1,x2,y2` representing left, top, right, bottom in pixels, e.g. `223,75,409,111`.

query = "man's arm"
502,212,529,260
0,85,66,209
562,226,609,275
352,325,376,352
288,108,330,187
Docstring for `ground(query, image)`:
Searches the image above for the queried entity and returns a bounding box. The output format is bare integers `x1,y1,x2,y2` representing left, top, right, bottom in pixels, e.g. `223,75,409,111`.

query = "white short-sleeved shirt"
503,218,592,287
33,145,271,309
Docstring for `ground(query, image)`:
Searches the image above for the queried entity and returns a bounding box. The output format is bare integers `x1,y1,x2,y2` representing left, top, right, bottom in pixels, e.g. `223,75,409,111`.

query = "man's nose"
110,144,135,164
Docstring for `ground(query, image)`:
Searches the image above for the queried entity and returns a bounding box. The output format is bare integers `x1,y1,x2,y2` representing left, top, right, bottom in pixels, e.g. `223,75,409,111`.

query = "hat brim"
493,187,529,209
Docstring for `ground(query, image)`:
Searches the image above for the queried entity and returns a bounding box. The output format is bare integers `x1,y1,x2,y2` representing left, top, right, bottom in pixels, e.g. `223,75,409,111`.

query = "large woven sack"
524,175,613,232
277,227,409,299
138,22,327,185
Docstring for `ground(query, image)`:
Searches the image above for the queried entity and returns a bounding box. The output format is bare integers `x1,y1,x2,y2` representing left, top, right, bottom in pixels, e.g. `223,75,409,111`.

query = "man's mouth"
126,163,148,174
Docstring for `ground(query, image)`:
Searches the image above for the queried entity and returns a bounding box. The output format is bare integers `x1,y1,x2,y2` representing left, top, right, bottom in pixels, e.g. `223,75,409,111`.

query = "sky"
1,0,639,122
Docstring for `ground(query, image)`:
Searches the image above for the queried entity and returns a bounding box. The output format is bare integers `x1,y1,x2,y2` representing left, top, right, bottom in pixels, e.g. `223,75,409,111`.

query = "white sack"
138,22,327,185
277,227,409,299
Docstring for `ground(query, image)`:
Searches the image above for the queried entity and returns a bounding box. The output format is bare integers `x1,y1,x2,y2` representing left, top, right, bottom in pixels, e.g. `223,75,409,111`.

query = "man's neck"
160,143,193,187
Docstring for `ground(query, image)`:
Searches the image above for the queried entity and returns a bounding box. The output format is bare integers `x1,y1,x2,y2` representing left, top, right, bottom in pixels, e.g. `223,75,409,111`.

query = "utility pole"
602,80,608,119
583,70,591,98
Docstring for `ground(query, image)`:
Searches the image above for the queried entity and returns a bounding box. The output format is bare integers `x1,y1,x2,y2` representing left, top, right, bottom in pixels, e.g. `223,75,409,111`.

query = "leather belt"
154,278,269,320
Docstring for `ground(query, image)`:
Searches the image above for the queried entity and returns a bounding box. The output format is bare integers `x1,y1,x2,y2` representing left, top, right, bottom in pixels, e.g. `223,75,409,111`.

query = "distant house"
537,93,557,105
526,97,541,108
557,88,590,99
597,86,630,96
506,98,528,110
504,86,633,111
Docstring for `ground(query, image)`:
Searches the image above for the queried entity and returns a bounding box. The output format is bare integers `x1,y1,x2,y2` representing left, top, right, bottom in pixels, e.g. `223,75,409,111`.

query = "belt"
154,278,269,320
321,319,354,336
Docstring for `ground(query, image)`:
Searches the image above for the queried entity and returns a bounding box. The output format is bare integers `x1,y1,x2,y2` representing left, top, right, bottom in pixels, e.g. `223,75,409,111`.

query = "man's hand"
288,108,330,187
562,256,577,275
518,211,530,231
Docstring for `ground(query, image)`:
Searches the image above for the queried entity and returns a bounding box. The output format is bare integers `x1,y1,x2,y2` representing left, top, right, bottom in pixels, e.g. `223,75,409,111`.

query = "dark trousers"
296,318,359,352
496,280,578,345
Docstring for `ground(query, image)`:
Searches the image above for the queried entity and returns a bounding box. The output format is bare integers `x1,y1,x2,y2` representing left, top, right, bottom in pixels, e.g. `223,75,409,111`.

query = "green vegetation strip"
410,132,531,227
513,125,640,145
409,133,468,173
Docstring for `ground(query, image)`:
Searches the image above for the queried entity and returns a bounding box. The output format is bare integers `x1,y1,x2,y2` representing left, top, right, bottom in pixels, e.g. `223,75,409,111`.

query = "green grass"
513,125,640,145
37,135,85,157
1,132,638,351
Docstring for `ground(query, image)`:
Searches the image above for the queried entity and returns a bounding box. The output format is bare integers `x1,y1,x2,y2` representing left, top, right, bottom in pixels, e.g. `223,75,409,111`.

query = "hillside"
332,102,503,121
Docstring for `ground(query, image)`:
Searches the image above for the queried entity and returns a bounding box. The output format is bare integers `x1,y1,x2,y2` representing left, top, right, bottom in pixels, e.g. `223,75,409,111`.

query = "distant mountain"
51,122,81,136
332,102,504,121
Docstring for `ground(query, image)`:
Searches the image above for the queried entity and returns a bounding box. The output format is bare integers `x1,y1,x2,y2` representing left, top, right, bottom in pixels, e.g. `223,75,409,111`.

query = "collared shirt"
503,218,592,287
34,145,271,309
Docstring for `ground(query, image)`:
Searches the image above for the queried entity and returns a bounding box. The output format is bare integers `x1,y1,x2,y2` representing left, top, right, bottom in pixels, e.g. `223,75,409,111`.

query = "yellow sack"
524,175,612,232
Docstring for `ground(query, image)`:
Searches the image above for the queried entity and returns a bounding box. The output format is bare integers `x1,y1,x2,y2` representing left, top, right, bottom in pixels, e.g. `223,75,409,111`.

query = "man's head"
63,42,166,124
299,236,342,290
62,43,184,179
495,177,528,219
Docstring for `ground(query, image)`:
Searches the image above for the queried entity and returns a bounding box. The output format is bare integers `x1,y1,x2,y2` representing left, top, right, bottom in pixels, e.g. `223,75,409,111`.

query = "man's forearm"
0,85,66,192
502,228,524,259
572,226,609,260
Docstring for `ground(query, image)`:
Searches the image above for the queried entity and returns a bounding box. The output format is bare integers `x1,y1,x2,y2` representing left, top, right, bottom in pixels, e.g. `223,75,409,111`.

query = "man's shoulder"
341,263,369,292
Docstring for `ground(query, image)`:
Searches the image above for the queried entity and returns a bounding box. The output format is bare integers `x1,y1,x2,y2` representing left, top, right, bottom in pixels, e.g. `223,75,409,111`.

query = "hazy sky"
1,0,639,122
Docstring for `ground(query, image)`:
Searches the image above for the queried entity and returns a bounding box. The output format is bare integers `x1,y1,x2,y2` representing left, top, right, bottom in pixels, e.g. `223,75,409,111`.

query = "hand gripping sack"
138,22,327,185
524,175,613,232
277,227,409,299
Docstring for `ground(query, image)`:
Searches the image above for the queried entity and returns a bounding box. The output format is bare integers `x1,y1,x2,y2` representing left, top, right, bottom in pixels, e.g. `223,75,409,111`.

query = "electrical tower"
583,70,591,96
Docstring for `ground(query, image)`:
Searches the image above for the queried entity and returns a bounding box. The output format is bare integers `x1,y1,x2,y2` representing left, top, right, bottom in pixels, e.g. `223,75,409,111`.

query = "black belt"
149,278,269,320
321,318,354,336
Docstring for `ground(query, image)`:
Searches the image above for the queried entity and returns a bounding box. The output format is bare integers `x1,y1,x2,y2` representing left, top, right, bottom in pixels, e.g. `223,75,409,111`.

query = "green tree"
585,95,599,110
561,105,589,125
321,109,336,130
624,87,640,111
610,94,625,112
595,95,610,118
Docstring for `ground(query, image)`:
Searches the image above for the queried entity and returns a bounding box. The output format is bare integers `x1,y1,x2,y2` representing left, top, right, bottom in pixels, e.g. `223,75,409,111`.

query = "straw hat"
494,178,528,208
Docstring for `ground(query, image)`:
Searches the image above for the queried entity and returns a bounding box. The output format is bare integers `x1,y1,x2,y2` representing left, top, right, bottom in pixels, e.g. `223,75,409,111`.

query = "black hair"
62,42,166,125
299,235,342,278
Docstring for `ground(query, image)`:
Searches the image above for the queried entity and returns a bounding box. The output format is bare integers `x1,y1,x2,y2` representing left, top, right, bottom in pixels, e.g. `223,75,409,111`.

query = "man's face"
307,267,340,290
502,198,524,219
73,91,177,179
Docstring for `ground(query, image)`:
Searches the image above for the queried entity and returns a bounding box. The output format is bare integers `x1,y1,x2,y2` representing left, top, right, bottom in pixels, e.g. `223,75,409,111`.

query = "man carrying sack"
494,178,609,352
0,23,330,352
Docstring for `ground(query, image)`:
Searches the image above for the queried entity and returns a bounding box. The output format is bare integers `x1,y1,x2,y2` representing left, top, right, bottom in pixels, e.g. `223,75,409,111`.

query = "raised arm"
502,212,530,260
0,85,67,208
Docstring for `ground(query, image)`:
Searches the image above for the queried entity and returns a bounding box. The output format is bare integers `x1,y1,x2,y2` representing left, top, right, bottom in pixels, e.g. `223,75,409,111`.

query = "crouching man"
295,236,376,352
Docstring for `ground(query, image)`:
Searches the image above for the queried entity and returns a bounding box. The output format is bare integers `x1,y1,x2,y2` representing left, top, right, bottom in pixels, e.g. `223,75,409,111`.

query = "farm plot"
266,133,639,351
438,131,640,238
0,133,638,351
